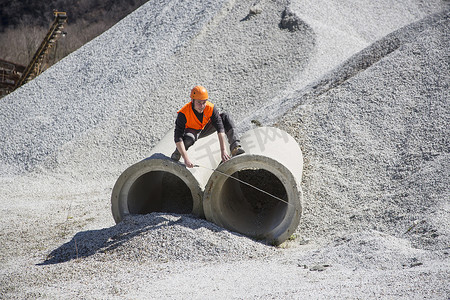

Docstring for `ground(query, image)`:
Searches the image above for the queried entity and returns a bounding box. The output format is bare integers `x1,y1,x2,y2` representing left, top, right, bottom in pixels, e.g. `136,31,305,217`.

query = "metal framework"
14,11,68,90
0,59,25,97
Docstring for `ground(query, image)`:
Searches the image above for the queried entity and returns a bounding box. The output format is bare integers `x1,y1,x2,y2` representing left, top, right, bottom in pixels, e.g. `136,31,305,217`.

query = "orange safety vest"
178,101,214,130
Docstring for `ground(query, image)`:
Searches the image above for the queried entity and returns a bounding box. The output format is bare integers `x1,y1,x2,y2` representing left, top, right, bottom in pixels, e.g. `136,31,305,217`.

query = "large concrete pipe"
111,129,222,223
203,127,303,245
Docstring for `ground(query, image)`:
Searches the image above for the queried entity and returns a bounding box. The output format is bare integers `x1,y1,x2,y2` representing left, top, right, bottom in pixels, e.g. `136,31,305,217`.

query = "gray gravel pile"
242,9,449,131
0,0,229,177
0,0,316,180
276,9,449,250
43,213,276,265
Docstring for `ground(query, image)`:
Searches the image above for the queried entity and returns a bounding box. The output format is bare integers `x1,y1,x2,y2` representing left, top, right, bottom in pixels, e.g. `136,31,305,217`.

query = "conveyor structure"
14,11,68,89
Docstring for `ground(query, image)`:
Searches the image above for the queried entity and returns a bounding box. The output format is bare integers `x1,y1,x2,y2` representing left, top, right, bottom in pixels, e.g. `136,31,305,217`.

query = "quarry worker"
171,85,245,168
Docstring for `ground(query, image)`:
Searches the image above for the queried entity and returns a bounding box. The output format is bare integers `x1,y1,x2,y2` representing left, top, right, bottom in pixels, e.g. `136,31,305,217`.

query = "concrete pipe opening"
111,157,204,223
203,155,302,245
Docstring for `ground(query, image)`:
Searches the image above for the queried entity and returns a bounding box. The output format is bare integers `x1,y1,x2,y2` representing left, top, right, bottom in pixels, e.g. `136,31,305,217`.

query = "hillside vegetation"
0,0,148,66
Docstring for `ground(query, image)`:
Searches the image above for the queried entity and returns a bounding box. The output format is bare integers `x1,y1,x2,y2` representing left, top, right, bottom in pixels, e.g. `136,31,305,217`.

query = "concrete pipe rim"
111,157,204,223
203,154,302,245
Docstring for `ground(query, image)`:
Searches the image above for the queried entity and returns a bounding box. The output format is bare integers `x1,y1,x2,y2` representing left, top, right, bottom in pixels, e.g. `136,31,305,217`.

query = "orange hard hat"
190,85,209,100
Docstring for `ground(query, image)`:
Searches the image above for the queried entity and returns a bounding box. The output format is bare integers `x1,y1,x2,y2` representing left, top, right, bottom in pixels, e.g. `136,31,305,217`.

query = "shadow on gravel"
38,213,227,265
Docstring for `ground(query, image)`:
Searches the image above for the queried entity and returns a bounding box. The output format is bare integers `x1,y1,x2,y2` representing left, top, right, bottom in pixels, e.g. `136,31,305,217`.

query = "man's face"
193,99,207,113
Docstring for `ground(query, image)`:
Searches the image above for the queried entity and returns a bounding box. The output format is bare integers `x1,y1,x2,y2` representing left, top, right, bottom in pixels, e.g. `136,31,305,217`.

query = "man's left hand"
221,151,231,162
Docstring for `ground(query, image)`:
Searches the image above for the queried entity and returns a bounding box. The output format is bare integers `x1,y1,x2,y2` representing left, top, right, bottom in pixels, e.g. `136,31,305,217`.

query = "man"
171,85,245,168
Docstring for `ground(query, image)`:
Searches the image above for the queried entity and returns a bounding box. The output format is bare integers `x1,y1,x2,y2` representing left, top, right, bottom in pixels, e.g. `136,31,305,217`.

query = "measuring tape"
193,164,293,207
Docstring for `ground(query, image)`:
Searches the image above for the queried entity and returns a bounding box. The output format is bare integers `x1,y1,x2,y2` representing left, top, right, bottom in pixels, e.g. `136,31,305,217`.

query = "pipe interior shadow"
127,171,193,215
219,169,288,236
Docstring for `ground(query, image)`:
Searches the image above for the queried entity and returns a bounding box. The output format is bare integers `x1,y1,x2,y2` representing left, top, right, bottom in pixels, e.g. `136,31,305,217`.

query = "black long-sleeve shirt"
174,105,224,143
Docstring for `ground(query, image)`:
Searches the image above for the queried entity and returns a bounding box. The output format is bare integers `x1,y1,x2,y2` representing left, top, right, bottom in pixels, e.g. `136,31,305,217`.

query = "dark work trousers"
178,112,240,152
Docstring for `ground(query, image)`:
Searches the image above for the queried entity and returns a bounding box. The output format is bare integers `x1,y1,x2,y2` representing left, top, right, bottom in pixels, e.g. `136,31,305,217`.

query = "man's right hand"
176,140,194,168
184,157,195,168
